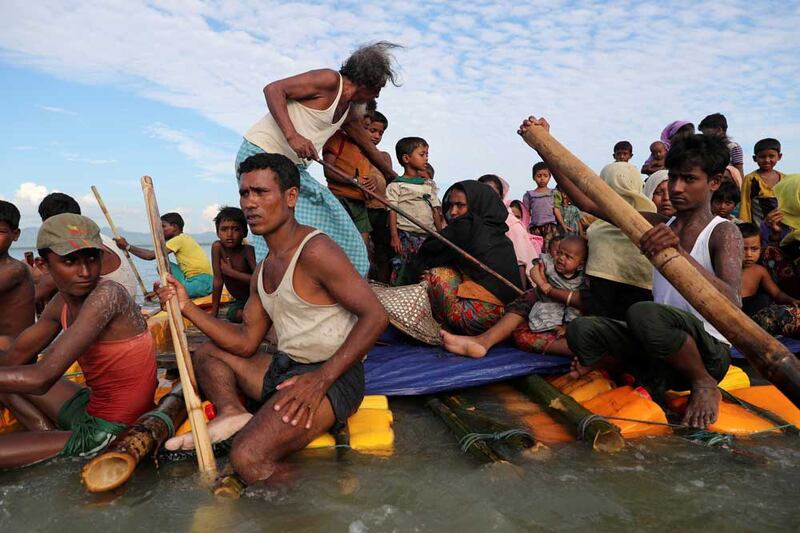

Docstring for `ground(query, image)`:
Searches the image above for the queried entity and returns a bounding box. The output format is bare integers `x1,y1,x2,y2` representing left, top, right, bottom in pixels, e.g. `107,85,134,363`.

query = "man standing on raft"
236,42,400,276
157,153,388,485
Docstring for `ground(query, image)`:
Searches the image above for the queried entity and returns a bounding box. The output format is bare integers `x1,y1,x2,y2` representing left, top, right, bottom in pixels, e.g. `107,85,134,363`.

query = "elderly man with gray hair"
236,42,400,275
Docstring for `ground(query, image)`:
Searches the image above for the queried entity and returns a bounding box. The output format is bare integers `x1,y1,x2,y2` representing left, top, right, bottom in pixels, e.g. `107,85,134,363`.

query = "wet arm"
759,266,799,304
0,296,63,366
541,285,585,312
126,244,156,261
704,222,744,305
388,210,399,240
322,149,341,183
179,273,270,356
0,283,126,394
210,242,223,315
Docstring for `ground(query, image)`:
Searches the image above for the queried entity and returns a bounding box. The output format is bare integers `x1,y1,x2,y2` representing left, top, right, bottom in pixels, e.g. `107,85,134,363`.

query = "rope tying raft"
458,429,533,453
576,414,609,441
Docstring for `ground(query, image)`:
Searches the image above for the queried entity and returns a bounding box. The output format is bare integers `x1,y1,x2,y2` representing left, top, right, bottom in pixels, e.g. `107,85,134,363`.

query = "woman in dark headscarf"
417,180,523,335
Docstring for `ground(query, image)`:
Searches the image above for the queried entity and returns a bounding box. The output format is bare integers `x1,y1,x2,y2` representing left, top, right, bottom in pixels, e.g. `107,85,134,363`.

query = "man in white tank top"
521,118,743,430
155,153,388,486
235,42,400,275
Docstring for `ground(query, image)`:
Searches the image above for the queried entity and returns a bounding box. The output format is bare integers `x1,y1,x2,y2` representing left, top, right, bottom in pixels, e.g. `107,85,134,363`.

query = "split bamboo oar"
141,175,217,481
519,120,800,407
91,185,154,300
316,159,524,296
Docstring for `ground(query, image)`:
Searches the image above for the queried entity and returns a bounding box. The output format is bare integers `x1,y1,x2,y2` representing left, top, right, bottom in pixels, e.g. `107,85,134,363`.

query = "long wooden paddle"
141,176,217,480
519,119,800,407
316,159,524,296
91,185,154,300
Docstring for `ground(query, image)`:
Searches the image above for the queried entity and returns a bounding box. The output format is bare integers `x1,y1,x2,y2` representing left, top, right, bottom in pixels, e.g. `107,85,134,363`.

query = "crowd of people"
0,42,797,487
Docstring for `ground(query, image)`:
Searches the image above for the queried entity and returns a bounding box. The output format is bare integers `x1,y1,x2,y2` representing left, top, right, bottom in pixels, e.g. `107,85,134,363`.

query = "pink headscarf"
660,120,693,150
499,177,542,264
725,165,742,189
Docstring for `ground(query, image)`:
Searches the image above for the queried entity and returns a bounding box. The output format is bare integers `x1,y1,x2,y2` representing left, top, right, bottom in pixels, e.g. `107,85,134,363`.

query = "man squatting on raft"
156,153,388,484
519,117,743,429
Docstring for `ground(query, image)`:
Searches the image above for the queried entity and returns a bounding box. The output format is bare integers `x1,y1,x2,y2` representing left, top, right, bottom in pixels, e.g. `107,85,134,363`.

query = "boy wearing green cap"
0,201,35,351
0,214,156,468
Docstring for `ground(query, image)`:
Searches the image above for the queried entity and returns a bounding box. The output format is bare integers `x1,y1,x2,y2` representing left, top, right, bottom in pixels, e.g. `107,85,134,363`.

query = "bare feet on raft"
440,330,488,358
682,384,721,429
568,357,593,379
165,410,254,451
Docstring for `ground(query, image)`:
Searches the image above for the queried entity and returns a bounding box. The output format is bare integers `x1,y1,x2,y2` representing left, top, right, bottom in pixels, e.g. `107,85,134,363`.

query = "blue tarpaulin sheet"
363,327,569,396
362,328,800,396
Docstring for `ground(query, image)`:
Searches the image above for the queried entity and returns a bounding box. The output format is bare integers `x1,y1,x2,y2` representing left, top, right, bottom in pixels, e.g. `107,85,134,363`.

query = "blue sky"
2,0,799,233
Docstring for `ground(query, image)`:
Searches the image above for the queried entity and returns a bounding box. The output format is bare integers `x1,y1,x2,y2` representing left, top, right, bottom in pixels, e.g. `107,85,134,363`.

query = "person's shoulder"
87,279,132,307
710,217,743,244
0,256,27,274
306,68,341,88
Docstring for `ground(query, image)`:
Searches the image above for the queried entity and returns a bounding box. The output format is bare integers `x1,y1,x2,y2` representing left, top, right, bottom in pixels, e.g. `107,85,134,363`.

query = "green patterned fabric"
57,388,126,457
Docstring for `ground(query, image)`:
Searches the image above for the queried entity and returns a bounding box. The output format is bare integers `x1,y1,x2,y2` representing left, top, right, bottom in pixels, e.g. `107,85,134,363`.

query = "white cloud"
14,182,48,207
0,0,798,205
145,122,233,181
38,105,77,115
201,203,221,232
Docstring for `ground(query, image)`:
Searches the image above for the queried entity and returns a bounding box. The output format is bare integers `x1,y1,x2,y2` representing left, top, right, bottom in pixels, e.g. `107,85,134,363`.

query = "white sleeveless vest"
257,230,357,364
652,216,730,345
244,74,347,165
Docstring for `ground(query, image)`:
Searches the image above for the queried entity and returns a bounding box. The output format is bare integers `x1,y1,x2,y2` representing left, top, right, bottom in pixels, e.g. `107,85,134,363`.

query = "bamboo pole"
81,384,188,493
90,185,154,300
426,397,507,463
316,159,524,296
519,121,800,407
141,175,217,480
514,375,624,452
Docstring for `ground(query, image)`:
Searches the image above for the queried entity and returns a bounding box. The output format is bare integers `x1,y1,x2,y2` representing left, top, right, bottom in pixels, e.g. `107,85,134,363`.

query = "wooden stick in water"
316,159,524,296
519,120,800,407
91,185,155,300
141,175,217,480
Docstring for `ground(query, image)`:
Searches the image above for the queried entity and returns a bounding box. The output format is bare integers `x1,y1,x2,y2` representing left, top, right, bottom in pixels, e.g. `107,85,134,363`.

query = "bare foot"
165,410,254,450
682,385,721,429
440,330,488,358
568,357,593,379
